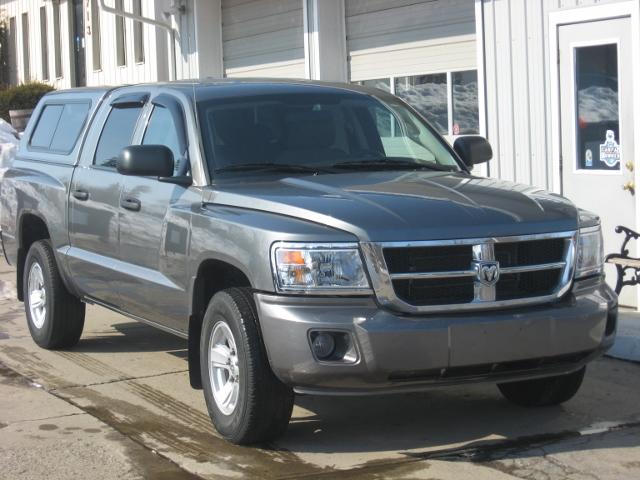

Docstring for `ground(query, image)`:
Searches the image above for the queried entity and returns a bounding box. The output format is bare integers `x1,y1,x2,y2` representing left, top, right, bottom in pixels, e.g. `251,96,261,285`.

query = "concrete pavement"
1,259,639,479
607,309,640,362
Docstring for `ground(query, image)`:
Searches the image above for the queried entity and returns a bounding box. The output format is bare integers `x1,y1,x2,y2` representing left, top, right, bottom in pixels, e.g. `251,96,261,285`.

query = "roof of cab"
50,78,387,102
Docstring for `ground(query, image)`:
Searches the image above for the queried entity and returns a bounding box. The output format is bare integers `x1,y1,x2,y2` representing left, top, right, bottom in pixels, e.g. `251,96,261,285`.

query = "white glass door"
559,17,636,307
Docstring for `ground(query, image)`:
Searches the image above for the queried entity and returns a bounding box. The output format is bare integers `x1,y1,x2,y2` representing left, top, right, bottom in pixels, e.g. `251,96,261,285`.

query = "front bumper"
255,277,617,395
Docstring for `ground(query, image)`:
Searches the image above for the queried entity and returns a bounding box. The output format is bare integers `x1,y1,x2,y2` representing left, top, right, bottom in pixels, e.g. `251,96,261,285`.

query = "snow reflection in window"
452,71,479,135
575,44,620,171
395,74,448,135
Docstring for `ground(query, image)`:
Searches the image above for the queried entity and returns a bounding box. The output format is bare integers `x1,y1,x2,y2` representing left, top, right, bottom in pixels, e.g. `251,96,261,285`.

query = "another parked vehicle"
0,80,617,444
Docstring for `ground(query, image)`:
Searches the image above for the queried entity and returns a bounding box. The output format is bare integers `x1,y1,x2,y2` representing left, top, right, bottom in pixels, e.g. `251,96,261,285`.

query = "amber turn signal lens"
279,250,306,265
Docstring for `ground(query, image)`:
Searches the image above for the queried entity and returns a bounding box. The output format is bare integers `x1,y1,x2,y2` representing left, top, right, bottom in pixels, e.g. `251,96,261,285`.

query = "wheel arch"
188,257,254,389
16,211,51,302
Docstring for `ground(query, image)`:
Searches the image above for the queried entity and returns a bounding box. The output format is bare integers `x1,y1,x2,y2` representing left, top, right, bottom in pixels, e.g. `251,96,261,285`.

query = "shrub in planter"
0,83,54,125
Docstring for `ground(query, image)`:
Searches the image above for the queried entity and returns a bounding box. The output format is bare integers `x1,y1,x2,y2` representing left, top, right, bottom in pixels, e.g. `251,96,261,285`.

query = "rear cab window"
28,101,91,157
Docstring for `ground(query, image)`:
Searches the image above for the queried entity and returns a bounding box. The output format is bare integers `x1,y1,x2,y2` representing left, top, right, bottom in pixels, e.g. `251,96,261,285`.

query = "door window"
94,105,142,168
142,105,185,175
574,43,620,171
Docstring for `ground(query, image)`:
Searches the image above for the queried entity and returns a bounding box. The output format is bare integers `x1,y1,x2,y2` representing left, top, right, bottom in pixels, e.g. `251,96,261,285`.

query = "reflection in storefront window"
355,71,480,138
394,74,448,135
575,44,620,171
452,70,479,135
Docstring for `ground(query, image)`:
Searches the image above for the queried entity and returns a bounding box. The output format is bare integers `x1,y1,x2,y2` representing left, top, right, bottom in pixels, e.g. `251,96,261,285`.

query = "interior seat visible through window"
276,110,345,165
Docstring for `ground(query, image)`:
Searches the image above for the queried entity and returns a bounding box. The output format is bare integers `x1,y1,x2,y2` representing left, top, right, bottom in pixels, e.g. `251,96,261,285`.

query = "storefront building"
1,0,638,306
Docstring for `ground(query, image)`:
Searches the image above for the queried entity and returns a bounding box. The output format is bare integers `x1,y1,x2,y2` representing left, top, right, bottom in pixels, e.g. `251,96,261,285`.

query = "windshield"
197,92,462,178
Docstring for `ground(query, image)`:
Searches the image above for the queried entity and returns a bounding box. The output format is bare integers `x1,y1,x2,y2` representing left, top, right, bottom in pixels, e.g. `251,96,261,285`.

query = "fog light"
312,332,336,359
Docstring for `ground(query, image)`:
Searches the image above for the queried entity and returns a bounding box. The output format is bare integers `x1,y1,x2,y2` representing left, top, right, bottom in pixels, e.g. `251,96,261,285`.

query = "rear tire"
497,367,586,407
23,240,85,349
200,287,294,445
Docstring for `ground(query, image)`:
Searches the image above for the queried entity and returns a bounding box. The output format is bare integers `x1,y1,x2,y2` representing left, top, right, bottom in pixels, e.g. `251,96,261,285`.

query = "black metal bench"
605,226,640,294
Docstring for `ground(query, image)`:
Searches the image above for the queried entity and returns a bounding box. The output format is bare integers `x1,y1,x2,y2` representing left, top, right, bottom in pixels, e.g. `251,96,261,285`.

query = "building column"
303,0,348,82
192,0,223,78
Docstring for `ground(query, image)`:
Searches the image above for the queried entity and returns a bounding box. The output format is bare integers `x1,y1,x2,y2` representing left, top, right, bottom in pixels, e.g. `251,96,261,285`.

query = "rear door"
67,92,147,306
116,92,193,333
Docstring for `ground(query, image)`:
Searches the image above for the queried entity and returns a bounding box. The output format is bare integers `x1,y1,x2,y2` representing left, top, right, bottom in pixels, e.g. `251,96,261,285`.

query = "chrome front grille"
361,231,577,314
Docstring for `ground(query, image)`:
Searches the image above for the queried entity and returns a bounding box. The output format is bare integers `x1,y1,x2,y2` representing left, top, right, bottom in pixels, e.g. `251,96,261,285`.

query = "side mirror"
453,136,493,169
117,145,174,178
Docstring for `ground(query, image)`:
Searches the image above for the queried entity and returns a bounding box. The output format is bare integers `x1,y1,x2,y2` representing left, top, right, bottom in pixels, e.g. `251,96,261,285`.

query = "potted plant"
0,83,54,132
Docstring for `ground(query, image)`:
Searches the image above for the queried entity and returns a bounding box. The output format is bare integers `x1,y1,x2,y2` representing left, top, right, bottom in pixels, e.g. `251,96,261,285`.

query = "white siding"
346,0,477,81
85,0,168,86
0,0,73,88
221,0,305,78
0,0,171,87
481,0,627,190
170,0,199,80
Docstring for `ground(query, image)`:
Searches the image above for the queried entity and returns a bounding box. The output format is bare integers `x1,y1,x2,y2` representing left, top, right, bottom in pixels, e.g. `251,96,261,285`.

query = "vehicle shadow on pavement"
278,357,640,459
72,322,188,357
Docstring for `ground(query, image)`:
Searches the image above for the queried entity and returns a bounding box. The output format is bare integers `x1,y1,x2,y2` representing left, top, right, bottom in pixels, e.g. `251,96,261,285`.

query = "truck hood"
203,171,579,241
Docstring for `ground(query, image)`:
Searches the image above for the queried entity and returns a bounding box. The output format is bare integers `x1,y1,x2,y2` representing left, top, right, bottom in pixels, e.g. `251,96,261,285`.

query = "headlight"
575,225,604,278
271,242,371,294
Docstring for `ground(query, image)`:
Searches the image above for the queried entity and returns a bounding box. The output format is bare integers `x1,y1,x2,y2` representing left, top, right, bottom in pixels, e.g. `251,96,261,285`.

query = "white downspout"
98,0,177,81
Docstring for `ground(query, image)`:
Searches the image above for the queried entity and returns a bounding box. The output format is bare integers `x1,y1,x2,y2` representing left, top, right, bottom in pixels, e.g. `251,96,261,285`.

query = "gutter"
98,0,177,80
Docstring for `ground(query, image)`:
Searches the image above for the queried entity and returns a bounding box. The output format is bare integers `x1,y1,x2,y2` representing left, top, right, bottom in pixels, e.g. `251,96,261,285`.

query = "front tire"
497,367,586,407
23,240,85,349
200,287,294,445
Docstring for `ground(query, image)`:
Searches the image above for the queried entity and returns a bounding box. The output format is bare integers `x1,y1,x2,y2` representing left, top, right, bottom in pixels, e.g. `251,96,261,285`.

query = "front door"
559,17,636,307
116,95,192,333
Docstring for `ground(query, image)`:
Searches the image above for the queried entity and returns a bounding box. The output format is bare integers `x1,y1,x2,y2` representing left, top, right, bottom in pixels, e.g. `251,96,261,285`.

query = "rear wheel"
497,367,586,407
200,287,294,444
23,240,85,349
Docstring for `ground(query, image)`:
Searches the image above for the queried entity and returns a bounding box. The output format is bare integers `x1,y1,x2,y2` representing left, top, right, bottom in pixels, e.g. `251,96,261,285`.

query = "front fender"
188,204,356,295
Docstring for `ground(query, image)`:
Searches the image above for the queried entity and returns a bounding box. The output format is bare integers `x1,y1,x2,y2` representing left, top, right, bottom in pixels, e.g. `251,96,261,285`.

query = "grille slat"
380,235,572,310
393,277,475,306
495,238,565,268
384,245,473,274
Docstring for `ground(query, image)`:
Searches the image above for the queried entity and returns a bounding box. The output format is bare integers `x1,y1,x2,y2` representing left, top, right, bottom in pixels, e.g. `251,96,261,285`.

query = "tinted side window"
142,105,183,175
94,106,142,168
30,102,91,153
30,104,63,148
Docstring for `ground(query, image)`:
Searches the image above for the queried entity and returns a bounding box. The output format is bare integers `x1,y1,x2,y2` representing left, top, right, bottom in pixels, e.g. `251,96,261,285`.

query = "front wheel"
200,287,294,445
497,367,586,407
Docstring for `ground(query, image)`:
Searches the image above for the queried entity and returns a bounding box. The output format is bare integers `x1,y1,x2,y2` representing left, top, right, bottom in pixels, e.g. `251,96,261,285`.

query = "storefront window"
394,74,448,135
355,70,480,137
357,78,391,92
452,70,479,135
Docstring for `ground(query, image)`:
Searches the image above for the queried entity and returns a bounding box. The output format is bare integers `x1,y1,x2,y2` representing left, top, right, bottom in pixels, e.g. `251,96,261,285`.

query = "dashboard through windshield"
197,91,462,178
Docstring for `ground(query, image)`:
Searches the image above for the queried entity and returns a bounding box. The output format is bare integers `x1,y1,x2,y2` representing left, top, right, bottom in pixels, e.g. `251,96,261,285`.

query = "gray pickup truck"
0,80,617,444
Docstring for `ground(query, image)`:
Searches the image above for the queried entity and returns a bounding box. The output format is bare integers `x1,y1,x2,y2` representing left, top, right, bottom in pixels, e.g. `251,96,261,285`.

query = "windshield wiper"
214,162,332,175
330,158,456,172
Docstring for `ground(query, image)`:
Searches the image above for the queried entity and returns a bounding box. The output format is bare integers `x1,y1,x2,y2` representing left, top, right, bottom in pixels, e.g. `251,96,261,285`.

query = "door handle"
120,196,141,211
622,181,635,193
72,189,89,201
